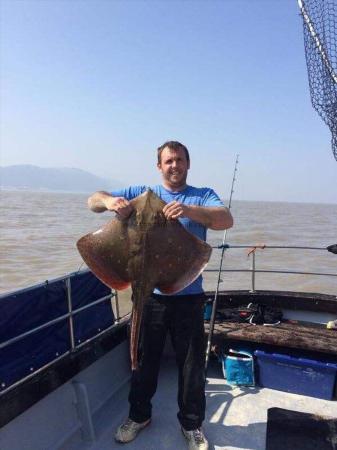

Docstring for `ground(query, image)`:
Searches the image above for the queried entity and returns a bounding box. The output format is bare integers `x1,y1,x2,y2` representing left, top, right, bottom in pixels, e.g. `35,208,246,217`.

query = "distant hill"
0,165,121,193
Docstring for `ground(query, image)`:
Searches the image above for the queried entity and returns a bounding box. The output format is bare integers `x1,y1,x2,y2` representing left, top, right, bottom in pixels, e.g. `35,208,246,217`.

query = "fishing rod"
205,154,239,370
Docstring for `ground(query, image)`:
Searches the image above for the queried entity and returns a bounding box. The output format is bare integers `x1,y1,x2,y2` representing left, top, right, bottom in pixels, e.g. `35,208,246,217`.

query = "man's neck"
161,181,188,192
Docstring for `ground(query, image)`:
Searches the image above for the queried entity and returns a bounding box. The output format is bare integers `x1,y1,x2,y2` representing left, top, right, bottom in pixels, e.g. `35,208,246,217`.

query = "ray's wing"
76,219,131,290
145,221,212,295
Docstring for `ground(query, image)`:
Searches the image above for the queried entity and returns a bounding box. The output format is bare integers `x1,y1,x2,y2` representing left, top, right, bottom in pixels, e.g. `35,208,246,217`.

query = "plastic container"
254,350,337,400
223,349,255,386
204,302,212,320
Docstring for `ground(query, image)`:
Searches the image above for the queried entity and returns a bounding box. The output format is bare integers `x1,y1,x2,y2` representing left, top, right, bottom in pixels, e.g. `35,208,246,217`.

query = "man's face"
157,147,190,189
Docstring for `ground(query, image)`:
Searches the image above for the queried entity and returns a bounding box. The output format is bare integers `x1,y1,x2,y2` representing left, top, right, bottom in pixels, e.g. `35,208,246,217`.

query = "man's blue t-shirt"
111,184,224,296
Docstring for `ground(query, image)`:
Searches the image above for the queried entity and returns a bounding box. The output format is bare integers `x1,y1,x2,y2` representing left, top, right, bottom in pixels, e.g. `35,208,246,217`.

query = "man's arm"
186,205,233,230
162,202,233,230
87,191,133,218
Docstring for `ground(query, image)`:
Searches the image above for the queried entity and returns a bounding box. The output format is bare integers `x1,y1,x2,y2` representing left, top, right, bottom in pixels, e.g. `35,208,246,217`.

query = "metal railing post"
113,289,120,322
250,252,256,293
66,277,76,350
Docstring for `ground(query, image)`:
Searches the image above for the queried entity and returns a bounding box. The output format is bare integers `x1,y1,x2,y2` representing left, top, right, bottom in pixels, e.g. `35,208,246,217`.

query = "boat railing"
101,245,336,320
1,244,335,354
0,244,335,394
0,271,126,394
0,278,124,352
206,244,337,294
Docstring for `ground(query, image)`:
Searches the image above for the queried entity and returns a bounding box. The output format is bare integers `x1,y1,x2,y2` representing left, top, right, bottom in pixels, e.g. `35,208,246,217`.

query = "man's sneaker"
115,418,151,443
181,427,209,450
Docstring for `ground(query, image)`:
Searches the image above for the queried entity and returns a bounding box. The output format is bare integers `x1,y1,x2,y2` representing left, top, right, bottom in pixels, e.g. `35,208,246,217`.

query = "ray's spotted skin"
77,190,212,370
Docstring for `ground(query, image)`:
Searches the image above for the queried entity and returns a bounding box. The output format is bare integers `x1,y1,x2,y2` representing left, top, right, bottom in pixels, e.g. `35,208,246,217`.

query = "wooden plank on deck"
204,321,337,355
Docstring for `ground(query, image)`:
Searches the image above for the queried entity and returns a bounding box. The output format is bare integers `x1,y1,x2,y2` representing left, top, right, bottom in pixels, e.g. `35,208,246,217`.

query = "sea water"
0,190,336,296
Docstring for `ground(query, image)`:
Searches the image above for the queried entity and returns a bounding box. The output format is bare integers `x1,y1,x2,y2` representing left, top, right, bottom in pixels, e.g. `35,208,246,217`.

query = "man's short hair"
157,141,190,164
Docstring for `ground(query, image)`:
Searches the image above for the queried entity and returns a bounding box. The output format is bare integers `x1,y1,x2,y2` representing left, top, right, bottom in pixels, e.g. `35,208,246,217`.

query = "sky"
1,0,336,203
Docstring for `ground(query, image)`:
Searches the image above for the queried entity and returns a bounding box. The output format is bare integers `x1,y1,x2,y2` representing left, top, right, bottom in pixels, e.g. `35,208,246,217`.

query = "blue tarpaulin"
0,271,115,390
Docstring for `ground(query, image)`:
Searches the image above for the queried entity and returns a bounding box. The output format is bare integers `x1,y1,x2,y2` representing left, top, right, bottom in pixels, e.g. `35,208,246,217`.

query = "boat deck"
61,356,337,450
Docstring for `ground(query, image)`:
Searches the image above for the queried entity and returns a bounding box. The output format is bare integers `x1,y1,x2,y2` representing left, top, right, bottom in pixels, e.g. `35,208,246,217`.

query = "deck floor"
63,356,337,450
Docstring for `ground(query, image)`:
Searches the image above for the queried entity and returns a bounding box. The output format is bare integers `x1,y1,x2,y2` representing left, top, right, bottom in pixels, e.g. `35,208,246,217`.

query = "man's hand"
111,197,134,218
162,201,188,220
87,191,134,218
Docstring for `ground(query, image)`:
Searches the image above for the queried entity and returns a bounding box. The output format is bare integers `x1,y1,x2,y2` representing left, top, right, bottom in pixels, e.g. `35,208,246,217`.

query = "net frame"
298,0,337,160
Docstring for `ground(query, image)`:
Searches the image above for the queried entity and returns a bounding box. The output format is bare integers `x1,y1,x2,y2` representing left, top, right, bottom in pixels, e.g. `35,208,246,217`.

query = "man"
88,141,233,450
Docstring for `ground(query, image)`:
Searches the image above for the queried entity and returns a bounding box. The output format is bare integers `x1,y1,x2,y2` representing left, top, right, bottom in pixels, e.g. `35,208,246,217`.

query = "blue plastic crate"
254,350,337,400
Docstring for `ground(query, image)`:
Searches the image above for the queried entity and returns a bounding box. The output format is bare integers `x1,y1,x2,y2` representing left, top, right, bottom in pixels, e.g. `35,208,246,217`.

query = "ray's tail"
130,305,143,370
130,286,148,370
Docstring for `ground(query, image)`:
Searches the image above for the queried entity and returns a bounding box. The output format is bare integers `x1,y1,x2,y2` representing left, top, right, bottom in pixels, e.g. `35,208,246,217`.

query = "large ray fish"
77,190,212,370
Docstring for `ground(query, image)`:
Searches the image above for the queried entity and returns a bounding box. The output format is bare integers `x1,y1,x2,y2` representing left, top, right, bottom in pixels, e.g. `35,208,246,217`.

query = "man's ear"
157,162,162,171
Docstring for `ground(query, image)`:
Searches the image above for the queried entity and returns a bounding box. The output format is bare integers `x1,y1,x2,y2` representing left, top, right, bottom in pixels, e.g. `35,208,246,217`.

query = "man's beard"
167,172,187,187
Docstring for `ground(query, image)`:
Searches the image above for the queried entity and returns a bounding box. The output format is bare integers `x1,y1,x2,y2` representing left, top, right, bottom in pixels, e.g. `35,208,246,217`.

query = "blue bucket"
223,349,255,386
204,303,212,320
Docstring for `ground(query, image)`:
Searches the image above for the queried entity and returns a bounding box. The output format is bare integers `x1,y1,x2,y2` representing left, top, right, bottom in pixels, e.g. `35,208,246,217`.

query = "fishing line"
205,154,239,370
76,261,85,273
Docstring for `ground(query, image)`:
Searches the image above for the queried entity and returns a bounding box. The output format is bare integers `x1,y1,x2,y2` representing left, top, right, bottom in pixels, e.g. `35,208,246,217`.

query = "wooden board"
204,320,337,355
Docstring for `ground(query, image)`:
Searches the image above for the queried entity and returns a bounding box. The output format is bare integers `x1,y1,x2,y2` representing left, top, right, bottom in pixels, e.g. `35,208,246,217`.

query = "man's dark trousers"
128,293,206,431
